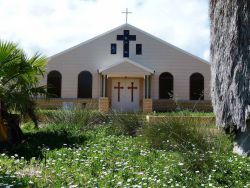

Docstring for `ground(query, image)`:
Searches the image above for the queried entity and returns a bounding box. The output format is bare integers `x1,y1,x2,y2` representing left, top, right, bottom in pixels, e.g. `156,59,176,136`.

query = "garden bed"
2,110,248,187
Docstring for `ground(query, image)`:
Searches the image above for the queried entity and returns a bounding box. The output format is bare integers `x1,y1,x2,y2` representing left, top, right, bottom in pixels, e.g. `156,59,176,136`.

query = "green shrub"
35,110,106,138
142,119,233,172
107,112,144,136
39,109,105,125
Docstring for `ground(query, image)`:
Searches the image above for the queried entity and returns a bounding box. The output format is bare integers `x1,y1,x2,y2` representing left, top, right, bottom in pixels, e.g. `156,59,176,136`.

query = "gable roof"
99,58,154,76
48,24,127,60
49,24,210,65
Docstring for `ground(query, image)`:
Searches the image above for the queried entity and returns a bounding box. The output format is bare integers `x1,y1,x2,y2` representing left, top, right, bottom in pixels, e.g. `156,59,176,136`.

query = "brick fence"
153,100,213,112
35,98,98,110
146,115,215,125
34,98,213,112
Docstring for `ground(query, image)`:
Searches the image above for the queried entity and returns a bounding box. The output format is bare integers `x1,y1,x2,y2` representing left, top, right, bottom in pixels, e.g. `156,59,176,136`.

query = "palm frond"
0,39,48,120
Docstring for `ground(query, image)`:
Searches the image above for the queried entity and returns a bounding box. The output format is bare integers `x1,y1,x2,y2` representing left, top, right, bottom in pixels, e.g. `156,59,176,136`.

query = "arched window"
78,71,92,98
190,73,204,100
47,71,62,98
159,72,174,99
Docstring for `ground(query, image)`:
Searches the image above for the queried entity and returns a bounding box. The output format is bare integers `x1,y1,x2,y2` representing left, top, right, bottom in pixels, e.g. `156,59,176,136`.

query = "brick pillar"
142,99,153,113
99,97,109,113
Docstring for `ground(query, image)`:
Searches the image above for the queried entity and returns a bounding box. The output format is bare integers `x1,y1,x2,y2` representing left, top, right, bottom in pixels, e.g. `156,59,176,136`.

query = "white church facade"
39,24,211,112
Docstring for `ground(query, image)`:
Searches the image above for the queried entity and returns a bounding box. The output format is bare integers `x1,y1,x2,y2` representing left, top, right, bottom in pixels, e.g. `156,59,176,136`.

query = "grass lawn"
0,110,249,187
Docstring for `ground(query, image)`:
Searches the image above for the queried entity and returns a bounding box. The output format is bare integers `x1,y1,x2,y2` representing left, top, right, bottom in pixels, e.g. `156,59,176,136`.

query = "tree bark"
210,1,250,155
0,101,23,147
233,120,250,156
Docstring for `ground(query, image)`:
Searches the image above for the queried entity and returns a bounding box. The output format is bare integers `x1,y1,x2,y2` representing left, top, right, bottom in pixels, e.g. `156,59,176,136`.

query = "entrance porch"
98,59,154,113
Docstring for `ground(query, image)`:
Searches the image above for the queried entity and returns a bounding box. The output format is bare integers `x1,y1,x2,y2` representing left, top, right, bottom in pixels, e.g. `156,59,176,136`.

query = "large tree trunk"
0,102,23,147
210,0,250,155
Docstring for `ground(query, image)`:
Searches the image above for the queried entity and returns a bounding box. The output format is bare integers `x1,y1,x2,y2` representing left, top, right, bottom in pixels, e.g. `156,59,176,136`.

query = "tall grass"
106,112,144,136
11,110,249,187
35,110,106,136
35,110,233,173
142,119,233,172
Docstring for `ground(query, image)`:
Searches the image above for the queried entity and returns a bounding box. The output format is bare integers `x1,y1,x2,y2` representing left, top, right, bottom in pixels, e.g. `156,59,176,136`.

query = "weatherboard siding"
42,24,211,100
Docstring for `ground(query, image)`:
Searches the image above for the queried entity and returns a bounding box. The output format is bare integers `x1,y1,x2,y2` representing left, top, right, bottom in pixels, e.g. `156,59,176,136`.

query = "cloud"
0,0,210,60
203,49,210,61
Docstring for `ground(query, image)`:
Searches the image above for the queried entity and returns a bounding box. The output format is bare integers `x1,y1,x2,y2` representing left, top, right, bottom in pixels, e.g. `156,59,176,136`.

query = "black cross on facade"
114,82,124,102
128,82,138,102
117,30,136,57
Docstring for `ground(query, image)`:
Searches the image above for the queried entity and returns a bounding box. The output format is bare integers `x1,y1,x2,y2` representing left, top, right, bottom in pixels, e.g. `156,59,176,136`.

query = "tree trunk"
233,120,250,156
210,0,250,155
0,101,23,147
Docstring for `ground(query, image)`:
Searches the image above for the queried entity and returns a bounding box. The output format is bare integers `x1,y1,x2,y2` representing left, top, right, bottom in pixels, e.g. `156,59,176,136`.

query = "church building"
39,24,211,112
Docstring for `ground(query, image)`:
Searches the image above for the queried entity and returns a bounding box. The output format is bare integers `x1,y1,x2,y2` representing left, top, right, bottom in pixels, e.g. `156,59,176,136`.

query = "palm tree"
0,40,47,145
210,1,250,155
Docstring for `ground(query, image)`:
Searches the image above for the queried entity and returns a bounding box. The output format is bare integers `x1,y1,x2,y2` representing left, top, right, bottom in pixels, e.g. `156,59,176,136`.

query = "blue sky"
0,0,210,60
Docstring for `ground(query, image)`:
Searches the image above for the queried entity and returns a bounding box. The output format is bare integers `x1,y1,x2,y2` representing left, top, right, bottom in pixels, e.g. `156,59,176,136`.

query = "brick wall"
35,98,98,110
35,98,212,112
146,115,215,125
142,99,153,113
99,97,109,113
153,100,213,112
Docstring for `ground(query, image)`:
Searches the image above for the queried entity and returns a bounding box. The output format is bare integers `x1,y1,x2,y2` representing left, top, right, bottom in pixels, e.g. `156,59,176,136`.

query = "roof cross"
122,8,132,24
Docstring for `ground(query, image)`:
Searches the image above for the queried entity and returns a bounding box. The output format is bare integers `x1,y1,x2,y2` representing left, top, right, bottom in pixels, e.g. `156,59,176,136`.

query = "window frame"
136,44,142,55
190,73,204,100
111,43,117,54
77,71,93,99
159,72,174,99
47,70,62,98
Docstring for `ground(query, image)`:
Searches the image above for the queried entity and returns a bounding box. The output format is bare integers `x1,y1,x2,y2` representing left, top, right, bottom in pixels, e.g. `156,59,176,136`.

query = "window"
136,44,142,55
111,43,116,54
47,71,62,98
78,71,92,98
190,73,204,100
159,72,173,99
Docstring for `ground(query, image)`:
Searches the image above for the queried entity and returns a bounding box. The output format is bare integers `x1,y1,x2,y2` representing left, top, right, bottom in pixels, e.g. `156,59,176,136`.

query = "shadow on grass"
0,172,29,187
3,130,88,160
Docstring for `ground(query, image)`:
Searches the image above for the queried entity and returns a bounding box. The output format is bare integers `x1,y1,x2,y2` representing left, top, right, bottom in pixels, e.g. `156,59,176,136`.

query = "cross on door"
117,30,136,57
128,82,138,102
114,82,124,102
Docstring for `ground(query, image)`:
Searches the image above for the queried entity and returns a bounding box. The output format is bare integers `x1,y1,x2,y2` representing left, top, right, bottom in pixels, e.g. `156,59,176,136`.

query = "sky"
0,0,210,61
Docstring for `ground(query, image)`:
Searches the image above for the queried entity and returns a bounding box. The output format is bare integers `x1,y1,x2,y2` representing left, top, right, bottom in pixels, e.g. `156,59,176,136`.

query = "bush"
36,110,106,137
142,119,233,172
107,112,144,136
39,109,105,125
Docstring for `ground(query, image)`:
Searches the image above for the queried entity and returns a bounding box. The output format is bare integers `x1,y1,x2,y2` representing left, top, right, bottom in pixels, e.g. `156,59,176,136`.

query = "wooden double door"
111,78,140,112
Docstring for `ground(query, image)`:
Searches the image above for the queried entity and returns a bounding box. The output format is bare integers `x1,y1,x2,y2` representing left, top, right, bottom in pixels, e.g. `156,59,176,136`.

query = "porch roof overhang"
99,58,155,77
